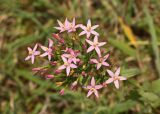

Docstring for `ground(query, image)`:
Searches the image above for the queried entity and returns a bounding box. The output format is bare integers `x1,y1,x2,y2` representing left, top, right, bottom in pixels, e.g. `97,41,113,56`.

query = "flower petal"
58,65,66,70
87,46,94,53
70,64,77,68
49,39,53,47
87,90,93,97
86,39,93,45
94,89,99,98
105,78,114,84
94,36,98,43
114,80,119,89
103,54,109,61
34,51,40,55
95,47,101,57
97,63,102,70
66,66,70,76
91,77,95,86
107,70,114,77
119,76,127,80
95,85,103,89
33,44,38,51
40,52,48,57
41,46,48,51
102,62,109,66
79,31,86,36
25,56,31,61
61,56,67,63
90,59,98,64
91,30,99,36
87,19,91,27
31,55,35,64
115,67,121,76
86,32,91,38
48,55,51,61
91,25,99,30
98,42,106,47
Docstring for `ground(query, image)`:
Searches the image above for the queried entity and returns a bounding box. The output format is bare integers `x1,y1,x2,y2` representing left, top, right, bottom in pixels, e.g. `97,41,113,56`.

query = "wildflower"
58,56,77,76
79,19,99,38
68,18,81,32
105,67,126,89
86,36,106,57
25,44,40,64
62,49,80,64
85,77,103,98
90,54,109,69
40,39,54,61
45,74,54,79
54,18,69,32
70,81,78,90
52,33,65,44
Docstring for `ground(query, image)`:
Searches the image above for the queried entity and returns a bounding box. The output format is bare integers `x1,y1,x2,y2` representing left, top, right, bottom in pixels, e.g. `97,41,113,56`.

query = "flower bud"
59,89,65,95
54,69,62,74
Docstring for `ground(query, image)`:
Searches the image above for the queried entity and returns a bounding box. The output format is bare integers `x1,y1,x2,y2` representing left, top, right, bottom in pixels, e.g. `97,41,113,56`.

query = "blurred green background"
0,0,160,114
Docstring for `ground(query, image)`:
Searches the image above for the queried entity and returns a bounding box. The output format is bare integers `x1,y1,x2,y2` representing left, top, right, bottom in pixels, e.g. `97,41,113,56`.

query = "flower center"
114,76,119,80
87,26,91,32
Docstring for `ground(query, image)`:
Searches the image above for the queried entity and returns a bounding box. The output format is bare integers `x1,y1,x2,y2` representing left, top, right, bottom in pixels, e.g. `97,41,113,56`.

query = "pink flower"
62,49,80,64
85,77,103,98
105,67,127,89
25,44,40,64
79,19,99,38
54,18,69,32
86,36,106,57
68,18,81,32
90,54,110,69
58,56,77,76
59,89,65,95
40,39,54,61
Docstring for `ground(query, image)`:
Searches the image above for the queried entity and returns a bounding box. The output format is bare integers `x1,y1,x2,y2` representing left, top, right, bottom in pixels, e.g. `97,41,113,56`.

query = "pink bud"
50,61,57,66
82,71,87,77
59,89,65,95
70,81,78,90
54,69,62,74
45,74,54,79
82,44,87,49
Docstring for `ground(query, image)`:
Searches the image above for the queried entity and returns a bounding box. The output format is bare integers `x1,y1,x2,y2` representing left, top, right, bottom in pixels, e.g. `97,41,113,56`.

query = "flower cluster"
25,18,127,98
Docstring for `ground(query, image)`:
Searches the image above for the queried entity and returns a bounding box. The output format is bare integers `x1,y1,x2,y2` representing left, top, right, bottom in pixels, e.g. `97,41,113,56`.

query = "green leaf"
121,68,141,78
108,38,136,57
151,79,160,94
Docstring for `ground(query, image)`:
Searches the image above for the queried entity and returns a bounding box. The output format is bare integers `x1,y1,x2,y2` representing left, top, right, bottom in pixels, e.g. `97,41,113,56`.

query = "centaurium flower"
79,19,99,38
90,54,110,69
105,67,126,89
40,39,54,61
54,18,69,32
25,44,40,64
85,77,103,98
58,56,77,76
86,36,106,57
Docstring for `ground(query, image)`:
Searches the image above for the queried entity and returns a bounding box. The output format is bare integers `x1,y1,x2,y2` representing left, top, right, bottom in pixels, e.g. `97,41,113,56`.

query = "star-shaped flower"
90,54,110,69
58,56,77,76
68,18,81,32
54,18,69,33
40,39,54,61
79,19,99,38
25,44,40,64
86,36,106,57
85,77,103,98
105,67,127,89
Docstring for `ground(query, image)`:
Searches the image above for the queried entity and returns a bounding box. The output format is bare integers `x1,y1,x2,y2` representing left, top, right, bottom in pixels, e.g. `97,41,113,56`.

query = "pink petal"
72,18,75,26
91,25,99,30
25,56,31,61
54,27,62,30
31,55,35,64
97,63,102,70
94,36,98,43
80,25,87,30
62,54,70,58
58,65,66,70
94,89,99,98
49,39,53,47
87,19,91,27
86,39,93,45
28,47,32,52
86,85,92,89
107,70,114,77
57,20,63,27
91,30,99,36
70,64,77,68
41,46,48,51
87,46,94,53
95,85,103,89
33,44,38,51
48,55,51,61
105,78,114,84
114,80,119,89
40,52,48,57
91,77,95,86
87,90,93,97
103,54,109,61
90,59,98,64
115,67,121,76
79,31,86,36
34,51,40,55
95,47,101,57
98,42,106,47
86,32,91,38
61,56,67,63
102,62,109,66
119,76,127,80
66,66,70,76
